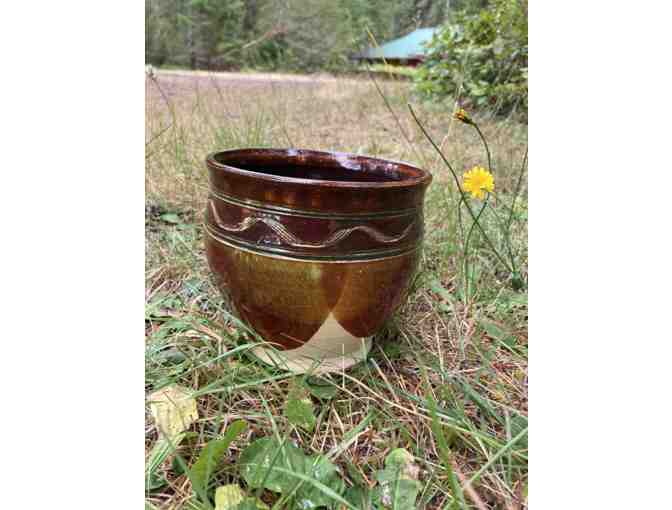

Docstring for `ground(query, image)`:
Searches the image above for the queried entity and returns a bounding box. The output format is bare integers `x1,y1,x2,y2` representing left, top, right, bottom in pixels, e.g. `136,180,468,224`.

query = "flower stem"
473,123,493,174
506,146,528,233
408,104,513,274
464,196,489,302
486,199,517,275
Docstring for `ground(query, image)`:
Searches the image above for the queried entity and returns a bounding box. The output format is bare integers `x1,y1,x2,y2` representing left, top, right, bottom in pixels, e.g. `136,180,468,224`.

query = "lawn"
145,69,528,510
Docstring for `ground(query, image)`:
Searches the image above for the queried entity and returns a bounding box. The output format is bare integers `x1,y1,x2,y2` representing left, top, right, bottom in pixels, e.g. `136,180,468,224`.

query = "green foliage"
239,437,347,509
372,449,422,510
415,0,528,116
238,437,422,510
191,420,248,495
284,381,316,432
303,377,339,401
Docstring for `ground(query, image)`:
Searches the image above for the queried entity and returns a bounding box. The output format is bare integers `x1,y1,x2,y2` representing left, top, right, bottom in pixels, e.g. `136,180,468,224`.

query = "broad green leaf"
384,449,420,480
303,377,338,400
240,437,305,493
284,381,316,432
297,456,345,509
253,463,353,510
239,437,347,509
191,420,247,494
374,479,421,510
149,384,198,441
160,213,181,224
374,449,421,510
343,485,372,509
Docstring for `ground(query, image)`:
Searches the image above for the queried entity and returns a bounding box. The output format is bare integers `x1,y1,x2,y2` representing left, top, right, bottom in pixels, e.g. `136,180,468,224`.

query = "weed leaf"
298,456,345,509
303,377,338,400
239,436,346,508
284,381,316,432
191,420,247,494
343,485,373,509
374,449,421,510
160,213,181,224
240,437,305,493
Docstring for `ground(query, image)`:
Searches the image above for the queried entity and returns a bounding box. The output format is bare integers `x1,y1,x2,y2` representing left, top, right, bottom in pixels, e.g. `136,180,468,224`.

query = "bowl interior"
212,149,426,184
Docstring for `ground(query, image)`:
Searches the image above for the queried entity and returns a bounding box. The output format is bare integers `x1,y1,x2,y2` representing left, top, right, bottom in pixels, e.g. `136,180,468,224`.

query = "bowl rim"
205,148,432,190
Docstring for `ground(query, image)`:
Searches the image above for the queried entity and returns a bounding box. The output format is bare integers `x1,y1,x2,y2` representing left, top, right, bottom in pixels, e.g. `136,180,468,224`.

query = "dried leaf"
149,384,198,441
214,485,244,510
214,485,269,510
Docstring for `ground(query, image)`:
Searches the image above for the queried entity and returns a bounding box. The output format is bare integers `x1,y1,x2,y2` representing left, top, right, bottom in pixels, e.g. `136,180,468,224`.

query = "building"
352,27,441,67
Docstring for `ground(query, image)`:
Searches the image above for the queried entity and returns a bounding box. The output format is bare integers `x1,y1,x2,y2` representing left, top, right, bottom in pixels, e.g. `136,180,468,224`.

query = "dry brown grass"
145,69,528,510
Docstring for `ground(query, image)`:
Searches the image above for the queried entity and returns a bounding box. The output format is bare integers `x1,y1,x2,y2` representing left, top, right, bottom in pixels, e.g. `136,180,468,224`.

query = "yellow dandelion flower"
463,166,494,200
454,108,473,125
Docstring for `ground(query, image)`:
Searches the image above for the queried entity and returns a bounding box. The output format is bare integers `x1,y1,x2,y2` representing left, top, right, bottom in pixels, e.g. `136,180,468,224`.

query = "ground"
146,70,528,510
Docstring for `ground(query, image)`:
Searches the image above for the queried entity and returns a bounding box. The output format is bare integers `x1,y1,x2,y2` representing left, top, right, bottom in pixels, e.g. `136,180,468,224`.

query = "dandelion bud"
454,108,473,125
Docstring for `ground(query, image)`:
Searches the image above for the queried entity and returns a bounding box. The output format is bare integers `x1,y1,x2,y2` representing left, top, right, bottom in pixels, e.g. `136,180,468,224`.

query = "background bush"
414,0,528,118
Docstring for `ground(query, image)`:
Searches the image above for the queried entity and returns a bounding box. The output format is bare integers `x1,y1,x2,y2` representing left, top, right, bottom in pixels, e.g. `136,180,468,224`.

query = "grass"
145,69,528,509
358,64,420,80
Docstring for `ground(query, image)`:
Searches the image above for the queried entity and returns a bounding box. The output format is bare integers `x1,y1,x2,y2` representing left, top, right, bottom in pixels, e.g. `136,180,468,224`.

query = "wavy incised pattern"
208,199,416,249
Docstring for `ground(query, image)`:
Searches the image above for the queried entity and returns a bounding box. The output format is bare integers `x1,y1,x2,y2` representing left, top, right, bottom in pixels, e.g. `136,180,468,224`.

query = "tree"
144,0,459,71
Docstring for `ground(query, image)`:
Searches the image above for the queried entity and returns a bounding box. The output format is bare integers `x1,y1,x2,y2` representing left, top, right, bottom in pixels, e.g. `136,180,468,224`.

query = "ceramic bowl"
204,148,431,373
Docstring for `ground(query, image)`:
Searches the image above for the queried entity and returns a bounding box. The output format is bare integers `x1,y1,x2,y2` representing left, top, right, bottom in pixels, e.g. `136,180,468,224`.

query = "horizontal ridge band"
204,224,422,261
209,186,420,220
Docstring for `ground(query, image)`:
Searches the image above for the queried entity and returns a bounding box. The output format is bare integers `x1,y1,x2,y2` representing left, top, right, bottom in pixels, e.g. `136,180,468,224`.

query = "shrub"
415,0,528,118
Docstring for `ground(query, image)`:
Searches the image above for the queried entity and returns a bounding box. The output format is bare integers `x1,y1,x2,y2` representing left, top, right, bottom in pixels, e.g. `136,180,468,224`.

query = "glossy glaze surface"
204,148,431,354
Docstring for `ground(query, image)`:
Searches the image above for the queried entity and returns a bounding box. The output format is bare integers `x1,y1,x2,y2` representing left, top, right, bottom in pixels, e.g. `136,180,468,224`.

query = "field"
145,69,528,510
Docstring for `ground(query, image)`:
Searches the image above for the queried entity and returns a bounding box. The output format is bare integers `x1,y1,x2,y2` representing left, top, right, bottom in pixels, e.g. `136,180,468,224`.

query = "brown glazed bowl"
204,148,432,373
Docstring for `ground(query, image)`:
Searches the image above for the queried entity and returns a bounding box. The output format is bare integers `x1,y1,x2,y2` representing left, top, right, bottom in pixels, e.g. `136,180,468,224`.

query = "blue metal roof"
356,27,440,60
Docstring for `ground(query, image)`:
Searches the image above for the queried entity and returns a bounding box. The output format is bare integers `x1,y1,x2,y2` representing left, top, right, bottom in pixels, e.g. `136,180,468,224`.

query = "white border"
1,3,144,508
532,2,672,508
